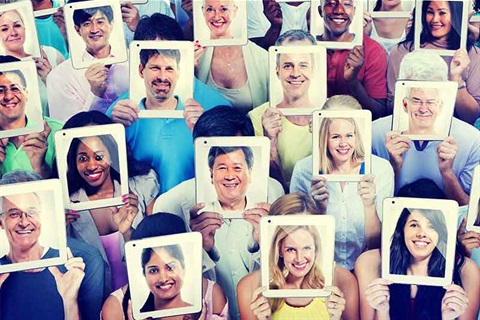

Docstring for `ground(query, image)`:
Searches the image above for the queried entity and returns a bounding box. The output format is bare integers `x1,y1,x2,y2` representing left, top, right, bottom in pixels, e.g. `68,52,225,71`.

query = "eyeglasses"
410,98,439,108
0,85,24,97
1,208,40,220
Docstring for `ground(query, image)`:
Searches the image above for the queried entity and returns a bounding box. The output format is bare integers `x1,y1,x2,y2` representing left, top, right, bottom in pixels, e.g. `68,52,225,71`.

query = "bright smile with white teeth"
412,240,430,248
156,282,174,291
287,80,305,86
292,262,308,270
222,182,238,188
85,172,102,181
211,21,225,27
336,148,350,155
16,230,33,235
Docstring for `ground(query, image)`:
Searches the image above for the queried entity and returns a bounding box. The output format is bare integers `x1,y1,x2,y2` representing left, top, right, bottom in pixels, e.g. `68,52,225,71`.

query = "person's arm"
450,49,480,124
113,193,139,242
437,137,470,206
249,0,283,50
211,282,228,318
456,258,480,320
384,131,411,181
333,266,360,320
344,46,387,120
261,108,286,189
49,248,85,320
354,249,383,320
237,272,271,320
22,121,53,178
101,286,127,320
358,175,381,250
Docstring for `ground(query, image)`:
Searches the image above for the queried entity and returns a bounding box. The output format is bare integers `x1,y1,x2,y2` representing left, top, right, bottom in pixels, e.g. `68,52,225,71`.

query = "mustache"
152,79,171,86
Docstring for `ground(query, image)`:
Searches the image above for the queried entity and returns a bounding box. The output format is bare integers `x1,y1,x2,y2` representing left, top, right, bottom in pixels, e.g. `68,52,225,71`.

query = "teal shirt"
34,0,69,59
2,117,64,176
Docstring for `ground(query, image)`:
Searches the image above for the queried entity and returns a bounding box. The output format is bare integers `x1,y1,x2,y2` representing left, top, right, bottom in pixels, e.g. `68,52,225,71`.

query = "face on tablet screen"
270,225,323,288
141,245,191,312
208,146,253,211
401,87,443,135
390,207,447,277
66,134,121,200
318,117,365,175
73,6,114,58
0,70,27,126
202,0,238,39
1,192,42,260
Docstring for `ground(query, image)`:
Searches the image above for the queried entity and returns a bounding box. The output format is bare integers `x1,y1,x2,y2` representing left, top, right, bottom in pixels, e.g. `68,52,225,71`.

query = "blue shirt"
34,0,69,59
106,78,231,194
372,116,480,194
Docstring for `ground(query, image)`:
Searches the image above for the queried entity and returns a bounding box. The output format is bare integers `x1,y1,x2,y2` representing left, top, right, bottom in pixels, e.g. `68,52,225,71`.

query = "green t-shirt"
1,117,64,176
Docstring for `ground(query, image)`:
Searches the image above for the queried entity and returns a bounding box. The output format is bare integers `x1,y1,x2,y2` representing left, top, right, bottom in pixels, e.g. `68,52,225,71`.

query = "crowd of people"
0,0,479,319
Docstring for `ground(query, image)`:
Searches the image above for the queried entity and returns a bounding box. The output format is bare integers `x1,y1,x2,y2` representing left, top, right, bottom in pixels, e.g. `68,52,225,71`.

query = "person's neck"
213,45,242,57
145,96,178,111
154,293,187,310
6,48,28,59
277,95,314,109
332,159,360,174
86,177,115,200
380,2,403,11
31,0,53,11
220,196,246,211
321,30,354,43
8,244,44,264
87,45,112,60
407,258,430,276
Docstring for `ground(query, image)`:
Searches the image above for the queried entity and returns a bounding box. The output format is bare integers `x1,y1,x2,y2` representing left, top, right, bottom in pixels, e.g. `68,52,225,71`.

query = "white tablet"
129,40,194,119
54,123,129,211
125,232,203,320
393,81,457,141
466,165,480,232
33,0,65,18
0,179,67,274
366,0,414,18
414,0,469,56
312,109,372,181
64,0,128,69
381,197,458,286
260,215,335,298
195,136,270,219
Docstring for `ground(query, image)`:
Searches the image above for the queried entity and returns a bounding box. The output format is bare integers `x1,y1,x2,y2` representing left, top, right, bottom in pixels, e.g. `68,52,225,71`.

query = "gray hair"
0,170,42,219
398,51,448,81
275,30,317,46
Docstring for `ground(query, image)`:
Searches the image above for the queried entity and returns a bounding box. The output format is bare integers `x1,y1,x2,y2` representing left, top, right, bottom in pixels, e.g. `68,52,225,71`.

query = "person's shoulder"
372,154,392,169
237,269,261,293
363,35,387,53
43,117,65,132
372,116,392,140
355,249,381,269
460,256,480,280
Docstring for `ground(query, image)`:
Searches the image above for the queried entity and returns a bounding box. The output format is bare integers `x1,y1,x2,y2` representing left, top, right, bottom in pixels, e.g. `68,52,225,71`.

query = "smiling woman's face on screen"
202,0,237,39
280,228,316,282
75,136,112,189
403,210,439,262
0,10,26,55
425,1,452,41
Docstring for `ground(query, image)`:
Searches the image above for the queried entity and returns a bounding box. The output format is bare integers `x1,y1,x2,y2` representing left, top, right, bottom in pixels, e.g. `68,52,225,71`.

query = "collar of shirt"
81,46,116,62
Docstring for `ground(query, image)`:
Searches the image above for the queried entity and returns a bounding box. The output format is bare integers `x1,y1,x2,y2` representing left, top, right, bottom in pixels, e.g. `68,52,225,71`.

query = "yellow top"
271,298,329,320
248,102,312,186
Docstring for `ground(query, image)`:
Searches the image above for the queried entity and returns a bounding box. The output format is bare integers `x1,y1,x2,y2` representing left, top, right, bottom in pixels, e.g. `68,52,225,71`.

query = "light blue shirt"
290,155,394,270
372,116,480,194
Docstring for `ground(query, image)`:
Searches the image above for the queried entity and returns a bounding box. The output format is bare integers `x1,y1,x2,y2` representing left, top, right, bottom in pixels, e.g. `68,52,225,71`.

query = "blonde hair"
267,193,325,312
318,117,365,174
321,95,362,111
